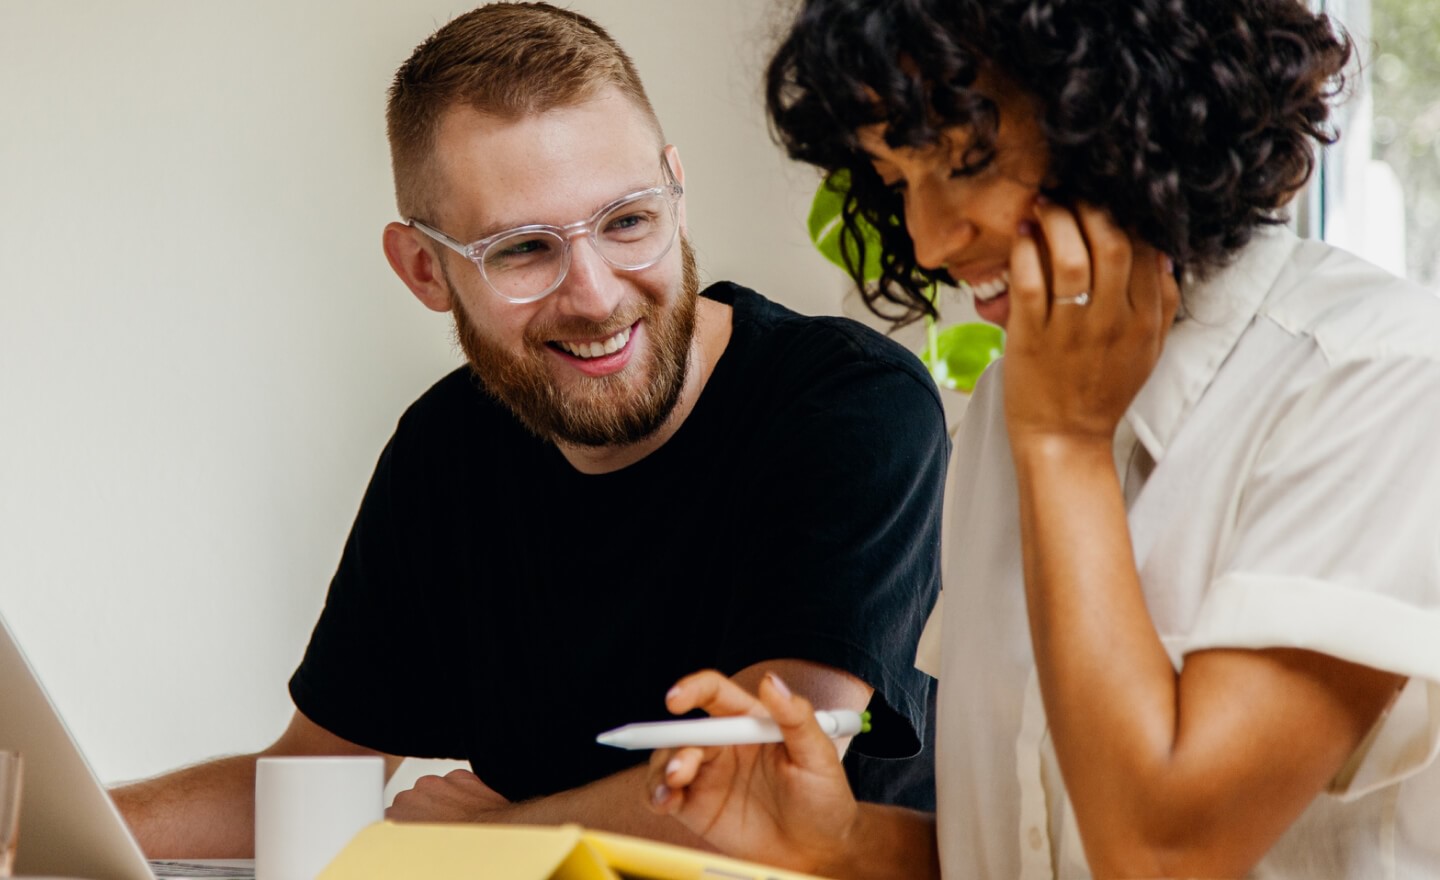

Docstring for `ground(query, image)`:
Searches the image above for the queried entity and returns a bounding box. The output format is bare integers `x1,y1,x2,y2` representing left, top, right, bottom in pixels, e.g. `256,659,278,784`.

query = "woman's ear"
382,221,453,313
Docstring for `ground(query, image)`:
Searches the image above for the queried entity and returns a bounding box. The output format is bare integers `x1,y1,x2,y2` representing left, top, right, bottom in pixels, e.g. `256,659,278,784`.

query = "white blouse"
919,227,1440,879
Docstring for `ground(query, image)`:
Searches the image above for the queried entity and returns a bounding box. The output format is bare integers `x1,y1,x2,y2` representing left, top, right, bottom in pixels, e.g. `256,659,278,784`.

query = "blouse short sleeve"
1187,354,1440,788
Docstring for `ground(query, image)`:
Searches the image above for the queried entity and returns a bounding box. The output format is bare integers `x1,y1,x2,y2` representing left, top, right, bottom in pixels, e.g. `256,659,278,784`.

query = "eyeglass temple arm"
409,220,471,257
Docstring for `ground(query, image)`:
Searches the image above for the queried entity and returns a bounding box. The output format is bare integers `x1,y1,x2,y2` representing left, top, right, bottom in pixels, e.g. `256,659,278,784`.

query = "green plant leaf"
807,169,884,282
920,322,1005,393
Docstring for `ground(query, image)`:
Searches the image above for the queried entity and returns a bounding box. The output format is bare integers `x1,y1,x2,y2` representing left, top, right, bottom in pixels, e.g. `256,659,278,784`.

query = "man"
113,1,946,856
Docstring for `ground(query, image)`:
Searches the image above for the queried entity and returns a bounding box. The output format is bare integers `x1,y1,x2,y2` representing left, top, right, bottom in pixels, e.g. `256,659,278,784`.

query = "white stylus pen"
596,710,870,750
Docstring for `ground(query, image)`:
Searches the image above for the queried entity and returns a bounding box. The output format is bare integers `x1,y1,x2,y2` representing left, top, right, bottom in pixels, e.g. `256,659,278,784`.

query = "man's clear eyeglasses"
409,155,683,304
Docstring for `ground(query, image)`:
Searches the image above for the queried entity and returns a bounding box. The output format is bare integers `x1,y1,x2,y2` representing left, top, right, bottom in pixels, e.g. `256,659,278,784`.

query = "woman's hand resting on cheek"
1003,199,1181,450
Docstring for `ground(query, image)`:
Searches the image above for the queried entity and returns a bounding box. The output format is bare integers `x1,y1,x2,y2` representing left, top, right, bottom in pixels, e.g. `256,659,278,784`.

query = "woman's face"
857,73,1048,329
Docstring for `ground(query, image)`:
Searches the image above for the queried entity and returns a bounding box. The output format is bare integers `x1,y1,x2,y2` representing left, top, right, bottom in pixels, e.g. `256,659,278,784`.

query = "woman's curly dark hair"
766,0,1352,324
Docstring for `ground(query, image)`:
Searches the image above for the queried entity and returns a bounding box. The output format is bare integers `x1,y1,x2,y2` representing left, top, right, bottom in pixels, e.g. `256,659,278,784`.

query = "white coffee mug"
255,756,384,880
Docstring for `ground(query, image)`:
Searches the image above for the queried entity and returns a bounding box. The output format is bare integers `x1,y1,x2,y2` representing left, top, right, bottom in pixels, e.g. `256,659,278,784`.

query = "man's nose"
552,235,626,322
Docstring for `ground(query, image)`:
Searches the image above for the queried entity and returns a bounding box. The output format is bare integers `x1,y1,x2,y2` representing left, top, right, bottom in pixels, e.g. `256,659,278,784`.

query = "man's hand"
387,769,511,822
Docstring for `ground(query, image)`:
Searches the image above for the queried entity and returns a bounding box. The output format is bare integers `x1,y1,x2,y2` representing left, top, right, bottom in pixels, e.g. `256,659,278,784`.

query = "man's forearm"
111,754,260,859
491,765,709,848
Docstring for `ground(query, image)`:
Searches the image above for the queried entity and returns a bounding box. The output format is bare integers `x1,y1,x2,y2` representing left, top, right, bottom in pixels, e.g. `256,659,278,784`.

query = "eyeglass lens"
480,191,676,301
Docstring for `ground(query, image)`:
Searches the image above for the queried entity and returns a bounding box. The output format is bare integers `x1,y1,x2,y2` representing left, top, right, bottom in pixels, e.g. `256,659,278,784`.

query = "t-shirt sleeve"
714,326,949,758
288,424,466,759
1183,355,1440,793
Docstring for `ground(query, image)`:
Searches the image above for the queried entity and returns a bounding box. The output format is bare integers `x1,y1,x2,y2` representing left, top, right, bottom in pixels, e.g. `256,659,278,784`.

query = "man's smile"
545,319,642,378
552,323,634,359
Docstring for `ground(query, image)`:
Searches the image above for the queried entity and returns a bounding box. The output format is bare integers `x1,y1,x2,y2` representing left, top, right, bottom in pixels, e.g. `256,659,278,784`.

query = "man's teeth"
970,271,1010,302
557,326,631,359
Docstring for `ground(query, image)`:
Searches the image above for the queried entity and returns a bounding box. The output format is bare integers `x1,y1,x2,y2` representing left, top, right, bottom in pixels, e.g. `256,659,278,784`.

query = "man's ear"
383,221,453,313
664,144,687,235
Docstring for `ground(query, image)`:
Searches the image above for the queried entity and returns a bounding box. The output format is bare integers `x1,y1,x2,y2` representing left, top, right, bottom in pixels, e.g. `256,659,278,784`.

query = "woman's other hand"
645,670,859,874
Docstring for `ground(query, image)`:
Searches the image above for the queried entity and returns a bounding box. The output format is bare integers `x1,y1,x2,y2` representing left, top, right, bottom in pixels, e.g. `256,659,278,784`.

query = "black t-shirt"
290,282,948,805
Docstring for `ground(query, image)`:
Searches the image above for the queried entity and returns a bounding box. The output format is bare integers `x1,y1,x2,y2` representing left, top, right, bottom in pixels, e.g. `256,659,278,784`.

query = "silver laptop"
0,609,252,880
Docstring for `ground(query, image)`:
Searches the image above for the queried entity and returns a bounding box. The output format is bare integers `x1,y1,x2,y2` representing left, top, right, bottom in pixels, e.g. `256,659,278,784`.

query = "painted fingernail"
766,672,793,699
652,783,671,806
666,758,683,777
1017,220,1035,238
1034,193,1050,206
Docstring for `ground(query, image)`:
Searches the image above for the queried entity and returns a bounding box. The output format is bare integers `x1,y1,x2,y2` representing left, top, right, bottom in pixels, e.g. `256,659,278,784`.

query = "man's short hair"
386,1,664,222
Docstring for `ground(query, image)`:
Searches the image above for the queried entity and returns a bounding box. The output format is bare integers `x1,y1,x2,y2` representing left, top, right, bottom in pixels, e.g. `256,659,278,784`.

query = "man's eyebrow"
463,176,662,243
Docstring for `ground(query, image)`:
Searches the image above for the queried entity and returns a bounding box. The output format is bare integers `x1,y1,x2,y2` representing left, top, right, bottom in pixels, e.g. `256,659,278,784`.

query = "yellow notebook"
318,820,831,880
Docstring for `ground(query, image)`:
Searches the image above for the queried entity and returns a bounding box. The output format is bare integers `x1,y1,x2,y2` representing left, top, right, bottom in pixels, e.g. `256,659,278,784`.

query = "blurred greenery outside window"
1316,0,1440,293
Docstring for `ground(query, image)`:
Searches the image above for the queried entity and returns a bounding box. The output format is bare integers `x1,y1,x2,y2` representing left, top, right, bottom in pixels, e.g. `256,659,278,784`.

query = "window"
1310,0,1440,293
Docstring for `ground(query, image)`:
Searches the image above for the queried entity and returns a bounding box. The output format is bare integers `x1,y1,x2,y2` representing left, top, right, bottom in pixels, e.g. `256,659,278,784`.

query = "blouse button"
1028,826,1044,851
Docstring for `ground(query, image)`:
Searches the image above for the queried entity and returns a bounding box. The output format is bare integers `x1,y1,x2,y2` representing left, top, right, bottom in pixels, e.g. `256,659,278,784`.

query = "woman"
645,1,1440,877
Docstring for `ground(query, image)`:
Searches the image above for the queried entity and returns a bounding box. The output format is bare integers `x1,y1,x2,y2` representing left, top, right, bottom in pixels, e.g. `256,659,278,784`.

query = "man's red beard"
448,236,702,447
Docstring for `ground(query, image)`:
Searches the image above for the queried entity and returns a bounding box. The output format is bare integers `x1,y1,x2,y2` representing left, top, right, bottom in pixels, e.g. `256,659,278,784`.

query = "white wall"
0,0,865,784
